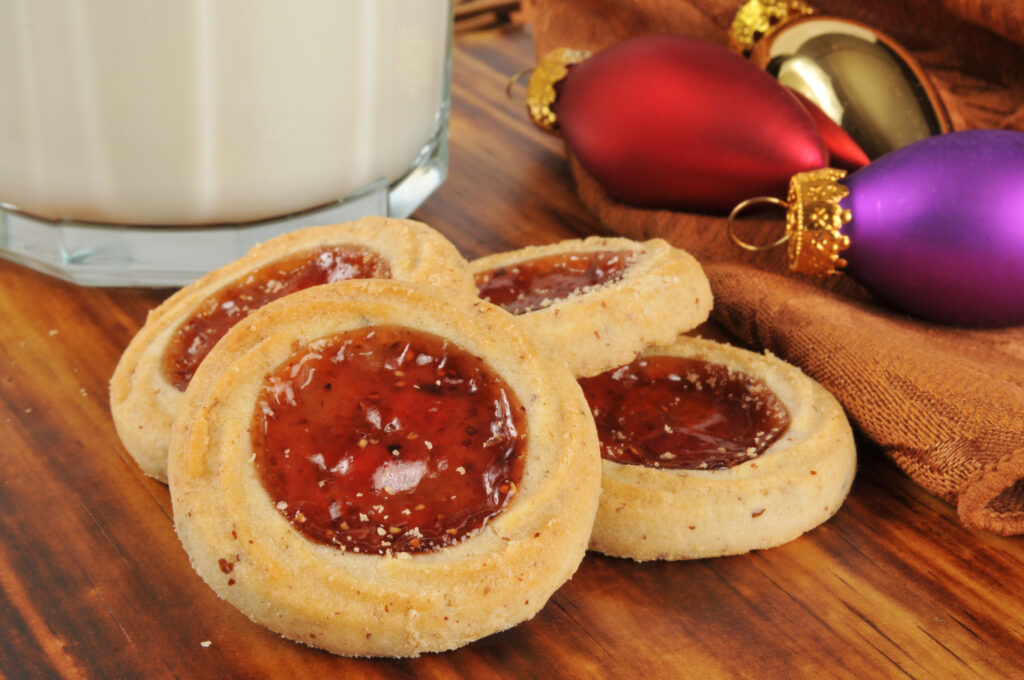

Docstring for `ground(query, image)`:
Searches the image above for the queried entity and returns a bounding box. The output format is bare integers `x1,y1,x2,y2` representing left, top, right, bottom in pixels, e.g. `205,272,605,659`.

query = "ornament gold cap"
729,0,816,56
525,47,591,133
784,168,851,275
728,168,851,276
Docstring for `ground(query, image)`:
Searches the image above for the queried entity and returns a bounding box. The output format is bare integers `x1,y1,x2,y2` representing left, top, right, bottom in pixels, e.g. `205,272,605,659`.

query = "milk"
0,0,451,226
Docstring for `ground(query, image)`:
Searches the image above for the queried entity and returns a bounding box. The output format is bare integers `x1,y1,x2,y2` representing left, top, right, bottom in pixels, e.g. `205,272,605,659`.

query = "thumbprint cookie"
469,237,712,377
577,335,856,561
167,279,601,657
110,218,475,481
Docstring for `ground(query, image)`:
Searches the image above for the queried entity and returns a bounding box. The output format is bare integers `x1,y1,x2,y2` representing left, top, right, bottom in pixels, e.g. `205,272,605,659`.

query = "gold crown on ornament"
728,168,851,276
729,0,816,55
523,47,591,133
785,168,851,275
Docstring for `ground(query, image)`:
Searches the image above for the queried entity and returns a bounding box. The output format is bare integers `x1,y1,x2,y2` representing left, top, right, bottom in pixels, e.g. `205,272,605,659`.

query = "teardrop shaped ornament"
731,130,1024,328
731,0,951,160
525,35,829,214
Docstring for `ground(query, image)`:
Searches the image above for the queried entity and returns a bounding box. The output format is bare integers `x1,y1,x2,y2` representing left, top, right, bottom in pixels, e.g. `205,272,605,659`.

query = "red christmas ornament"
526,35,830,213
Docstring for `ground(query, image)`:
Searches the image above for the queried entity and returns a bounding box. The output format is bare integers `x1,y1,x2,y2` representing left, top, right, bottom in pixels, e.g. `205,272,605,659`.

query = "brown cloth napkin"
523,0,1024,535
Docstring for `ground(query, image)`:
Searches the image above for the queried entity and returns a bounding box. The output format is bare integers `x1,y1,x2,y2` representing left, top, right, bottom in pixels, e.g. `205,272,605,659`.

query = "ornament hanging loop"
505,67,533,106
726,196,791,251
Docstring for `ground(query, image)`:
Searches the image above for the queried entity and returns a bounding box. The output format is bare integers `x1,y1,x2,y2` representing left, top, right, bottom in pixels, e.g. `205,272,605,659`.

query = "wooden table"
2,23,1023,680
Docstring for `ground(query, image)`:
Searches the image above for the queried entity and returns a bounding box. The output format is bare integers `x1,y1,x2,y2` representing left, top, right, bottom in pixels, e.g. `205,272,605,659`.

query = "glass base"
0,130,447,288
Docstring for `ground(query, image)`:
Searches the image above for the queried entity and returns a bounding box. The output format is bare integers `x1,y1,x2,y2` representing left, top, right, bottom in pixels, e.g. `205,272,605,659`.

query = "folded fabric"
525,0,1024,535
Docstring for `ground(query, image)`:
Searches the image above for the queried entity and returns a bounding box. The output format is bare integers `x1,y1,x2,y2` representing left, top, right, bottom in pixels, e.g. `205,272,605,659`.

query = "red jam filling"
578,355,790,470
251,325,527,555
475,250,634,315
161,245,390,391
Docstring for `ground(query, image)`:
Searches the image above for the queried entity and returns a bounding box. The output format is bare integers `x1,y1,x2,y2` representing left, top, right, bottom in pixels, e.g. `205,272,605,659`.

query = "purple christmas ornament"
841,130,1024,327
732,129,1024,327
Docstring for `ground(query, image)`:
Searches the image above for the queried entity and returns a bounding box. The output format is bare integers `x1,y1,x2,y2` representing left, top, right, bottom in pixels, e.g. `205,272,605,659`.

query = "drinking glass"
0,0,452,286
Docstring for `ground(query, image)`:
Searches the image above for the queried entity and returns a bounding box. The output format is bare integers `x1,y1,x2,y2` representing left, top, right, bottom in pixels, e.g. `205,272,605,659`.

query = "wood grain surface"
1,24,1023,680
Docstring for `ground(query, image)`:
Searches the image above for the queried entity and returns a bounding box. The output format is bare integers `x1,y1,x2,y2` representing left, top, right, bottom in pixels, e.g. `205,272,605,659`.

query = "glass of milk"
0,0,452,286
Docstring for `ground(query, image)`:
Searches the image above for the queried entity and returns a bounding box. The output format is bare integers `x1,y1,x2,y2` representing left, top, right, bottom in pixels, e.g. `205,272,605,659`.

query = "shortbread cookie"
577,335,856,561
167,279,601,657
469,237,712,377
110,218,475,482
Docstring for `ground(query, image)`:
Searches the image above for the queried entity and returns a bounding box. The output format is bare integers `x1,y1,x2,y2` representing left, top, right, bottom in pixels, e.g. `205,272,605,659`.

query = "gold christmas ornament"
729,0,951,159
